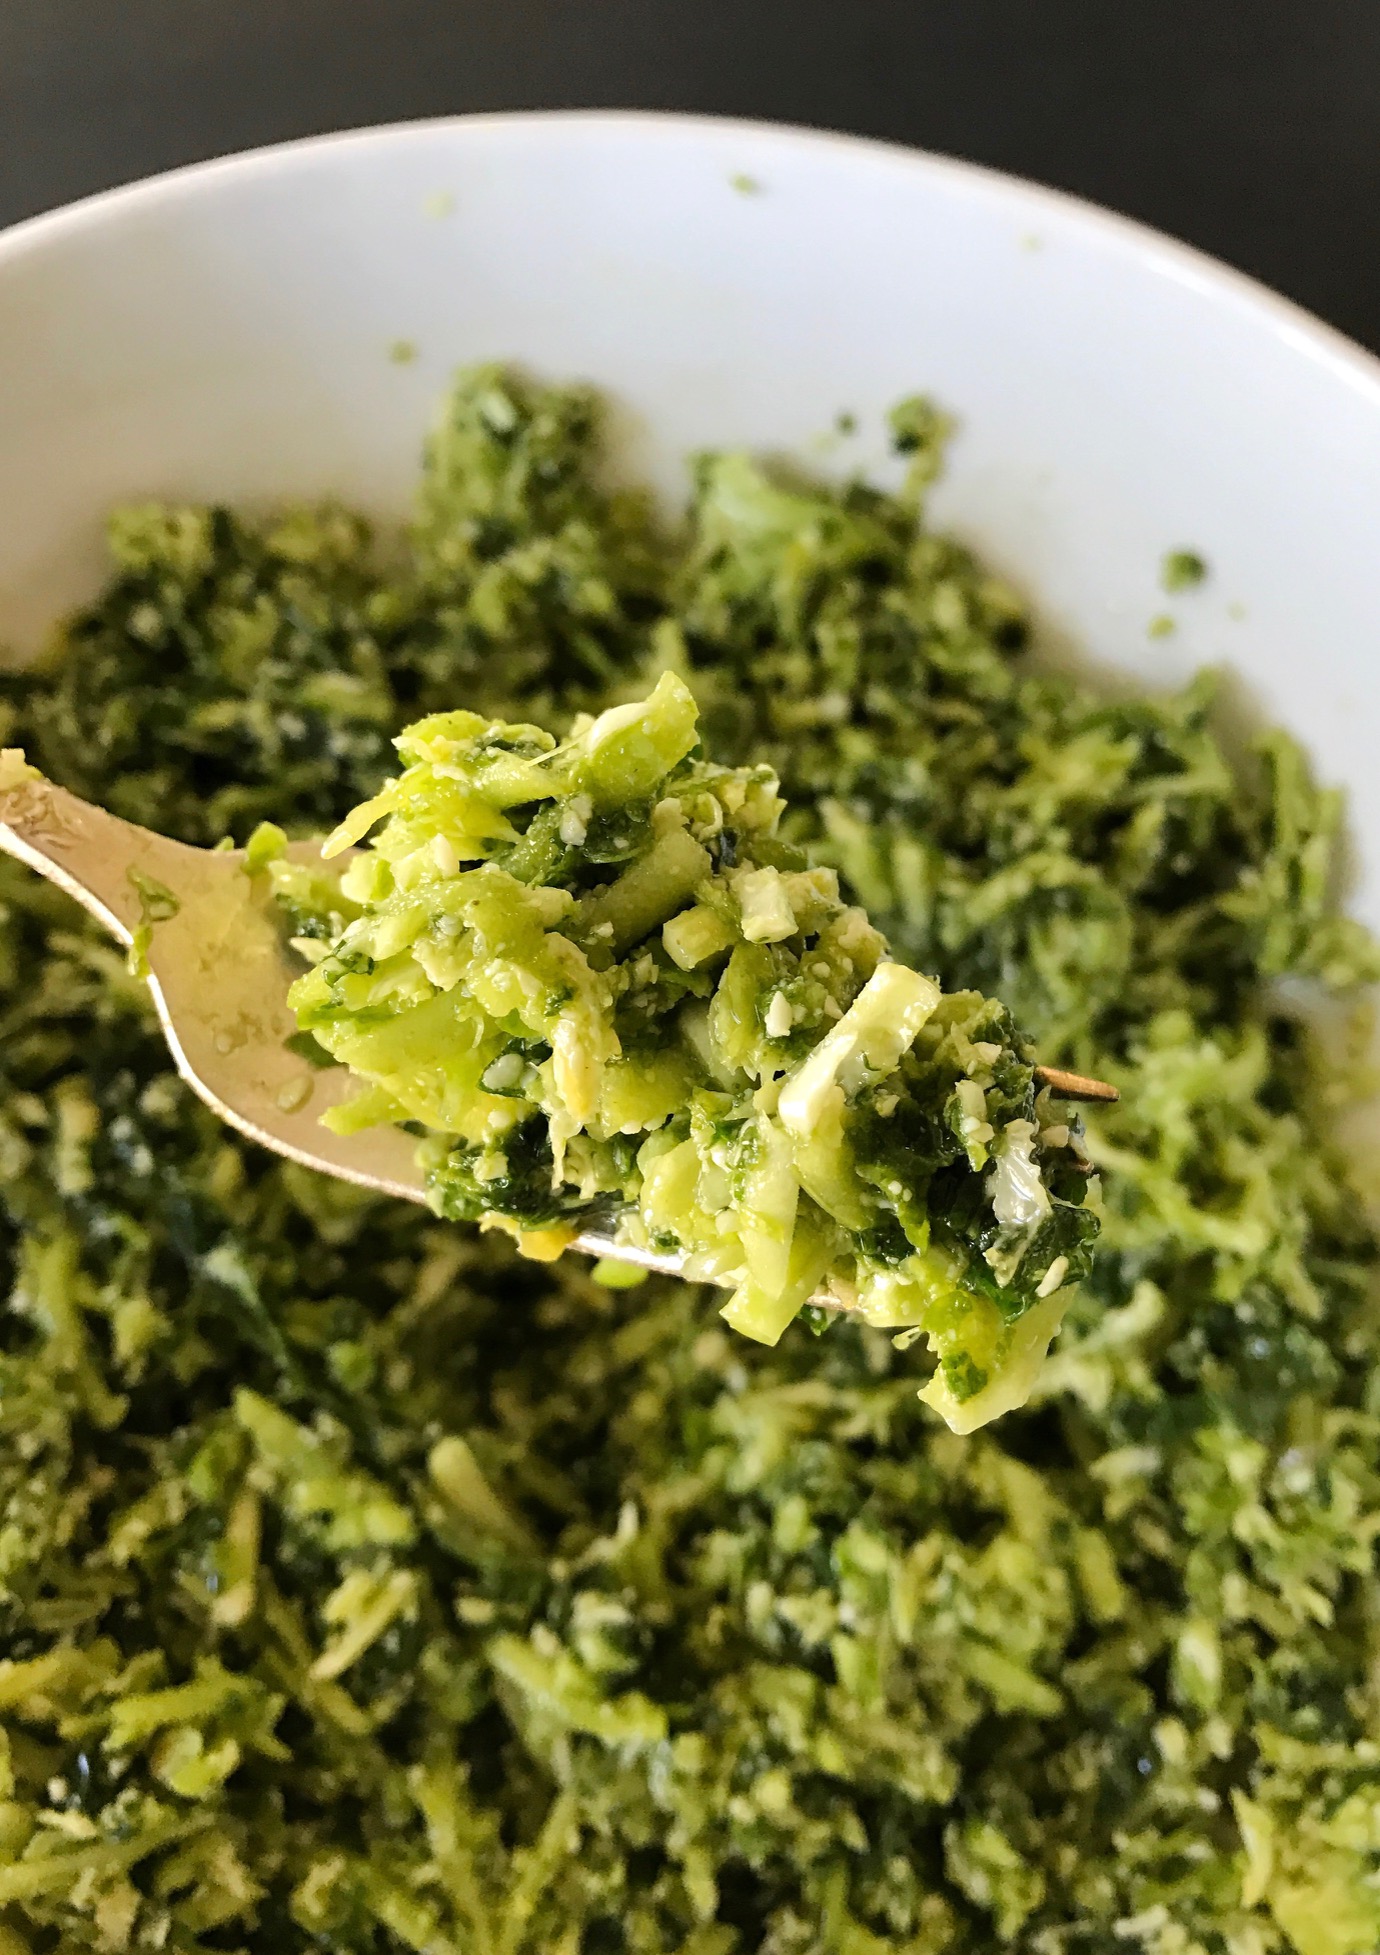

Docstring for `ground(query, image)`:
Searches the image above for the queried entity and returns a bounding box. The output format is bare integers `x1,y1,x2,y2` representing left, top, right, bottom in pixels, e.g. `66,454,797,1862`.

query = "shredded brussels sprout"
0,365,1378,1952
284,674,1099,1431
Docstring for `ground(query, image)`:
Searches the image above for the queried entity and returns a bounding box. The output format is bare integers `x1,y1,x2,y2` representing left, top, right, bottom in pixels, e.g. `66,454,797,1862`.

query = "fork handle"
0,761,198,946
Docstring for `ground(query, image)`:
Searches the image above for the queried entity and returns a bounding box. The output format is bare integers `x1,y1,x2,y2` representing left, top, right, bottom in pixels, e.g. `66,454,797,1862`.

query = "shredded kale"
0,365,1377,1951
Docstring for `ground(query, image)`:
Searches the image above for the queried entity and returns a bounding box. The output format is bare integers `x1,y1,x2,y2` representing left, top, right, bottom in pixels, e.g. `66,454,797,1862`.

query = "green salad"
281,673,1098,1433
1,365,1378,1953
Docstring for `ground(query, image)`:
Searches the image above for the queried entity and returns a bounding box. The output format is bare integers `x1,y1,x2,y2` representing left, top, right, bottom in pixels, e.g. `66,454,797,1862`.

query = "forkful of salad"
0,674,1115,1432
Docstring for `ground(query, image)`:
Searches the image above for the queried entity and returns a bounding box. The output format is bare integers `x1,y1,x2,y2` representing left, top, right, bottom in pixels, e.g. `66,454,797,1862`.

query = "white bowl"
2,112,1379,917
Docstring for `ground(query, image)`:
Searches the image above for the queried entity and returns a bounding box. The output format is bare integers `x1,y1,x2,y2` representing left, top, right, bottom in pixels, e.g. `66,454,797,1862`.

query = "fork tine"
1033,1064,1119,1103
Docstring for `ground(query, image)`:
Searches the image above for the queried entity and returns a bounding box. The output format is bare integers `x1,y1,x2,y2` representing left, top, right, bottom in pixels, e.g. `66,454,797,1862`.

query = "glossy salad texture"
282,673,1098,1432
0,368,1377,1953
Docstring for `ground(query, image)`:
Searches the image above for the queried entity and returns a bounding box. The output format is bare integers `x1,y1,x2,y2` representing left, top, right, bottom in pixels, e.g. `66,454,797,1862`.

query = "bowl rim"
0,107,1378,411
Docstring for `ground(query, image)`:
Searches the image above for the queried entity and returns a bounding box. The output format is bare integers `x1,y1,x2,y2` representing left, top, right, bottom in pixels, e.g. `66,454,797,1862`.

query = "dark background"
3,0,1379,352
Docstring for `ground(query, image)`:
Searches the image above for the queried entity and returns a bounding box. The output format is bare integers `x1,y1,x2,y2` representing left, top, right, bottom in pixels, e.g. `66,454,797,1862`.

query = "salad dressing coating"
284,674,1099,1432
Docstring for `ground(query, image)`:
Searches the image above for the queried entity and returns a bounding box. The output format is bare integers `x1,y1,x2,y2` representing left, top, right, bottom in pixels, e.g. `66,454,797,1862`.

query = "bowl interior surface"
1,112,1379,918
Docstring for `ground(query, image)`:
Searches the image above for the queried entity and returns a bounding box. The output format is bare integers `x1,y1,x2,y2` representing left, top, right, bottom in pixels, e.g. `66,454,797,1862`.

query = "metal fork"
0,767,1117,1277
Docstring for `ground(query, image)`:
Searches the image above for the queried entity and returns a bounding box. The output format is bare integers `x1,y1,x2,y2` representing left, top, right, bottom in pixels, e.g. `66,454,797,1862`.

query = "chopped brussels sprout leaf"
288,677,1100,1426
